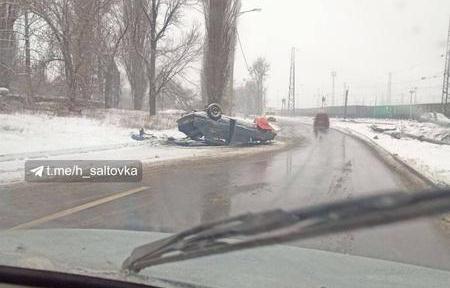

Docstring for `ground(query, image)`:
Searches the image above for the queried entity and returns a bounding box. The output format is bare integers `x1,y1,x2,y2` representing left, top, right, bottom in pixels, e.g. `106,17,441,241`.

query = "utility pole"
387,72,392,105
331,71,336,106
287,47,296,115
342,83,347,106
315,89,319,107
442,17,450,113
414,88,418,104
409,87,417,120
344,85,349,119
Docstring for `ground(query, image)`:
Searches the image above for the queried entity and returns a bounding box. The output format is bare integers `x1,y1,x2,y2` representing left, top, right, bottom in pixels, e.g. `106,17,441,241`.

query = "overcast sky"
234,0,450,108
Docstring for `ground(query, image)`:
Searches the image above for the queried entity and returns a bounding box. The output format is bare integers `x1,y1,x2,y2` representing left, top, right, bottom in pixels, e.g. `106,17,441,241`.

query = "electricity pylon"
442,17,450,112
287,47,296,115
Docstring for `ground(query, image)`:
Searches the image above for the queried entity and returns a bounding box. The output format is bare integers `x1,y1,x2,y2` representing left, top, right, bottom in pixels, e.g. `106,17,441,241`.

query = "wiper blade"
122,188,450,273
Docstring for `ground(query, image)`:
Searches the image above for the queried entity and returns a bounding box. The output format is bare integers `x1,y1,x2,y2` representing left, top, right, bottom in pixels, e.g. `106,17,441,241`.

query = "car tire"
206,103,222,120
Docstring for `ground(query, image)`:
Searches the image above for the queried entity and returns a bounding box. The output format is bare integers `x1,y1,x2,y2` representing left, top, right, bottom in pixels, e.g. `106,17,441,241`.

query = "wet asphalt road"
1,120,450,270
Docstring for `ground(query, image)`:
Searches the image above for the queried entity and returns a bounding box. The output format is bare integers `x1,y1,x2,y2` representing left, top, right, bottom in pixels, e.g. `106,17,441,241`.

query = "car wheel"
206,103,222,120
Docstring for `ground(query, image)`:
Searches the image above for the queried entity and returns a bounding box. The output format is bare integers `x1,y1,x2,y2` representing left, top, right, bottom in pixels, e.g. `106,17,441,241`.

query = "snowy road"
1,120,450,271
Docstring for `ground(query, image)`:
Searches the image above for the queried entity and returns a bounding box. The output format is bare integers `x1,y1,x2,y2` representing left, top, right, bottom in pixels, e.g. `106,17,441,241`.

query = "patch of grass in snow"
83,108,184,129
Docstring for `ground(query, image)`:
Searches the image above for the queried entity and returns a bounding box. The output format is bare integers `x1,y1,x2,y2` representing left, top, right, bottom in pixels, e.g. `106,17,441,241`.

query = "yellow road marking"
8,186,150,231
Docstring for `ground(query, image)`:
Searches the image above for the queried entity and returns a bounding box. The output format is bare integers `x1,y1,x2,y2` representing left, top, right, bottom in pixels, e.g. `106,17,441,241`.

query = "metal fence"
292,103,450,119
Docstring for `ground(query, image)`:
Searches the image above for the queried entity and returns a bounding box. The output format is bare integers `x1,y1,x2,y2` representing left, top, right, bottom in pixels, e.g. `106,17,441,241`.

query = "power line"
236,30,250,72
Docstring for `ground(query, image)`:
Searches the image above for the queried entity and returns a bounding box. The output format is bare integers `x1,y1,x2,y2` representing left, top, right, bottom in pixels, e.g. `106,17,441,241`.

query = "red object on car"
255,117,274,131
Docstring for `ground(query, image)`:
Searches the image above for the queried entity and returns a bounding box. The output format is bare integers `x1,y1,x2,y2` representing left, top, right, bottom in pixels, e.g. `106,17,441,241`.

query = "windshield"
1,0,450,287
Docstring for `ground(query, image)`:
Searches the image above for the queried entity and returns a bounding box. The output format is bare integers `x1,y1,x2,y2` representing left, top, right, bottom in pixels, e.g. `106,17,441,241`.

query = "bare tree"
24,0,111,110
17,12,65,98
11,0,197,113
202,0,240,114
95,1,128,108
121,0,147,110
159,79,200,111
0,0,18,89
233,79,256,115
72,0,98,100
23,8,33,103
24,0,80,108
250,57,269,114
150,26,201,110
140,0,201,115
8,5,51,104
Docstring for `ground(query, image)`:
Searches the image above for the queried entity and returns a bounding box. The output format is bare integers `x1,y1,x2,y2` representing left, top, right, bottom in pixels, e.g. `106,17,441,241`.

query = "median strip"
7,186,150,231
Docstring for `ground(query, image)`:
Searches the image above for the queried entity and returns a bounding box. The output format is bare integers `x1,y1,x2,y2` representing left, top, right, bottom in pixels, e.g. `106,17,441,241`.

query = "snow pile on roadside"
344,118,450,145
333,118,450,186
0,112,183,155
419,112,450,127
399,122,450,144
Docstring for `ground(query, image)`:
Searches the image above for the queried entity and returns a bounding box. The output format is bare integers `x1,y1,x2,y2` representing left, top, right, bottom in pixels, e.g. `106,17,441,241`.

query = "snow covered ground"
0,112,283,184
339,118,450,145
0,111,189,155
280,116,450,187
333,118,450,186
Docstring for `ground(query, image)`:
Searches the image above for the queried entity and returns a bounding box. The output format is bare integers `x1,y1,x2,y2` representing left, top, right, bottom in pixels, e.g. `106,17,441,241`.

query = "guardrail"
289,103,450,119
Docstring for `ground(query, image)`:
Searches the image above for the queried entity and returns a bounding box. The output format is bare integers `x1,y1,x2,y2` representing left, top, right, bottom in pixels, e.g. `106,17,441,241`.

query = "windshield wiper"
122,188,450,273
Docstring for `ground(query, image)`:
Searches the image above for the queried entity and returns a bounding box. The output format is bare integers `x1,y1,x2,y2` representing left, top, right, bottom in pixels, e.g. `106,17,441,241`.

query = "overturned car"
177,104,277,145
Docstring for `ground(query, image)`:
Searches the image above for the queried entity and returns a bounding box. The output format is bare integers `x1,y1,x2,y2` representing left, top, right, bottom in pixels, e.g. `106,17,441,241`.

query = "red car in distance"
313,112,330,135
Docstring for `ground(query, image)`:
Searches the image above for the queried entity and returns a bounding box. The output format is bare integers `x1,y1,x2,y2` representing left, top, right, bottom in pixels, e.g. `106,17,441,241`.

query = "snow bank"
419,112,450,127
333,119,450,186
342,118,450,145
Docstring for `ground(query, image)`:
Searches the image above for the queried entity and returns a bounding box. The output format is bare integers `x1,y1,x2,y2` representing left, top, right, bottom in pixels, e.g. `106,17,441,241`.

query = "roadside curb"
277,116,440,189
334,126,450,228
141,140,290,171
331,126,439,190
